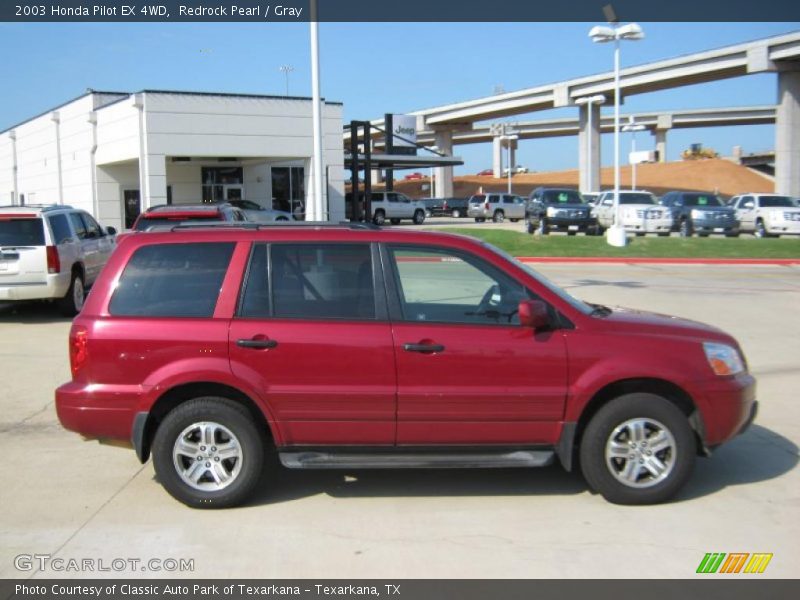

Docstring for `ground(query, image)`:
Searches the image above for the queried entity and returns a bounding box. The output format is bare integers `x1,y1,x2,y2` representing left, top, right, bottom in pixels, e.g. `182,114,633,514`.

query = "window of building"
202,167,244,204
109,242,234,317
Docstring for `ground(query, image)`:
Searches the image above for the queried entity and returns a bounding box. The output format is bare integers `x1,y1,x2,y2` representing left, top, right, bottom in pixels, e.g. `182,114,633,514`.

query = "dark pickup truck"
525,187,597,235
660,191,740,237
421,197,469,218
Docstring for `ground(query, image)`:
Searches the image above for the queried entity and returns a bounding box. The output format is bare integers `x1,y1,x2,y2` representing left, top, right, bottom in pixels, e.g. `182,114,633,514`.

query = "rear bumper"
55,380,142,443
0,273,71,301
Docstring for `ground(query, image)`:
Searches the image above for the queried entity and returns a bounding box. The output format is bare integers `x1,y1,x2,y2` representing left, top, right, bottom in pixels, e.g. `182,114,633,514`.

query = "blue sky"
1,21,797,174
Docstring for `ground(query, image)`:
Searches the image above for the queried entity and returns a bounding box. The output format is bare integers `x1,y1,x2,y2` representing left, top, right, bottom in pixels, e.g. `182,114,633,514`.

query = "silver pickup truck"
346,192,427,225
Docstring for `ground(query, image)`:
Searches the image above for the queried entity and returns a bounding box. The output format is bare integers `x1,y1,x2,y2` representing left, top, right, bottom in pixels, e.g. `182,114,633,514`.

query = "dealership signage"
385,114,418,156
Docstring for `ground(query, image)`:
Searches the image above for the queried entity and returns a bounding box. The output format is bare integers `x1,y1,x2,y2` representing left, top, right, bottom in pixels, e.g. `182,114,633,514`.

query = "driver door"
385,245,568,445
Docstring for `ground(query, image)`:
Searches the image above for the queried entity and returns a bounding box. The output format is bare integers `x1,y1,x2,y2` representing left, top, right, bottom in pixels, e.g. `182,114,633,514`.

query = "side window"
389,246,528,326
502,195,514,204
80,213,102,238
270,244,374,320
387,194,399,203
48,214,72,245
239,244,271,318
109,242,235,317
741,195,755,209
68,213,87,240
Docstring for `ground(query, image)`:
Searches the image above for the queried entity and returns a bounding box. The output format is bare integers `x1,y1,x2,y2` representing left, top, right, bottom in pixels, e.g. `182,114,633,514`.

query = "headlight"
546,207,557,217
703,342,745,376
691,209,704,219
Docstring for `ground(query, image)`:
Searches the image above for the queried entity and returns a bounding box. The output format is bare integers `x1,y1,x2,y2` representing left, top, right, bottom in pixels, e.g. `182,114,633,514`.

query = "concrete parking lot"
1,263,798,579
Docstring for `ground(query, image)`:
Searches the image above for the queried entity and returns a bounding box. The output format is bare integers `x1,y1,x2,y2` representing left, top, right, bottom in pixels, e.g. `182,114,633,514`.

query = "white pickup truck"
729,193,800,238
346,192,427,225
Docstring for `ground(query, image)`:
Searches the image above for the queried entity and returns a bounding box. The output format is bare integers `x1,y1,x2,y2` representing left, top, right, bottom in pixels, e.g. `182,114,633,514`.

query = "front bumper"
622,219,673,234
694,373,757,446
542,217,597,231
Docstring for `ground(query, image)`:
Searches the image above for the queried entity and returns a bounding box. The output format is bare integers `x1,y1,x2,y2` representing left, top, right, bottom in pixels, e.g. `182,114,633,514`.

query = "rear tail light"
46,246,61,274
443,200,448,210
70,327,89,377
484,202,490,211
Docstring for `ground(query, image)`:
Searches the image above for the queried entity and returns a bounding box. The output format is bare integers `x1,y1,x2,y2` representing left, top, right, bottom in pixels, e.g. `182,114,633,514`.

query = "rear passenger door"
228,242,397,446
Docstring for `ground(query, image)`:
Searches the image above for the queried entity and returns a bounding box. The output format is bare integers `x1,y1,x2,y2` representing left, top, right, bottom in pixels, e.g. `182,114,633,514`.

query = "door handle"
403,343,445,354
237,338,278,349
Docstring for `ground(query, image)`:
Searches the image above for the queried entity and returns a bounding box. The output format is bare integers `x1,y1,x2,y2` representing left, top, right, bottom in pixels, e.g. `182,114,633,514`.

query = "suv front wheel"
152,397,265,508
579,393,695,505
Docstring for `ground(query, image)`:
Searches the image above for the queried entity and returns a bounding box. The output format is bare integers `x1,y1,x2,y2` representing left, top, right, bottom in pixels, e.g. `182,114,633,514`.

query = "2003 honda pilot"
55,223,757,508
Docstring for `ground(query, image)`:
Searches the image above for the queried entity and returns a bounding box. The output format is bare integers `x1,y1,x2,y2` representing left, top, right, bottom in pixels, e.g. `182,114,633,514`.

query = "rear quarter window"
109,242,235,317
48,214,72,245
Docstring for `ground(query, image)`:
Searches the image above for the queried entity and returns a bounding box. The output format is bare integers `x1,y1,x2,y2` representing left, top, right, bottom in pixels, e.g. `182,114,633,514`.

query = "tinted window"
109,242,234,317
759,195,794,208
618,193,656,205
389,246,527,326
683,194,723,207
69,213,87,239
270,244,374,320
239,244,271,318
0,218,44,246
470,195,486,203
502,195,514,204
80,213,102,238
48,214,72,245
541,190,584,204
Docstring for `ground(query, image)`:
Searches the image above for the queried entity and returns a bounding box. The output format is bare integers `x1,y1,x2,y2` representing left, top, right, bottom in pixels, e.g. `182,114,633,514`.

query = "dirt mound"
375,159,773,200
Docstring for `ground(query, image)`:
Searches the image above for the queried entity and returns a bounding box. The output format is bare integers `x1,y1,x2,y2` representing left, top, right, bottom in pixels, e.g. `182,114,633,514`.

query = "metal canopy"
344,152,463,170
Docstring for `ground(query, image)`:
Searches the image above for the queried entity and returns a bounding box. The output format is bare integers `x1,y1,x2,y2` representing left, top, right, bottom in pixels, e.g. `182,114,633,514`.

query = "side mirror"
519,299,550,330
106,226,117,236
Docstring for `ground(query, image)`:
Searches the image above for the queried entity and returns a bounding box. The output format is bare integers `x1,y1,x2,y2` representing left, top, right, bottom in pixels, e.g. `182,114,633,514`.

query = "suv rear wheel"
58,271,84,317
152,397,265,508
493,210,505,223
579,393,695,505
373,210,386,226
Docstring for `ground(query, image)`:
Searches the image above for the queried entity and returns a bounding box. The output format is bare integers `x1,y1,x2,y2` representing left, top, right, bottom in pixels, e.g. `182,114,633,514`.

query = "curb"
514,257,800,265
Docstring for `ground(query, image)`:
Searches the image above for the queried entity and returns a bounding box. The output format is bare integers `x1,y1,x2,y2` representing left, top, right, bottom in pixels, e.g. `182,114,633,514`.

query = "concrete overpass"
350,31,800,197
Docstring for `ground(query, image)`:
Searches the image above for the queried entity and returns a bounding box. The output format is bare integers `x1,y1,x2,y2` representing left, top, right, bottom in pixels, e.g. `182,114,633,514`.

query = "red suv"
131,203,247,231
55,223,756,508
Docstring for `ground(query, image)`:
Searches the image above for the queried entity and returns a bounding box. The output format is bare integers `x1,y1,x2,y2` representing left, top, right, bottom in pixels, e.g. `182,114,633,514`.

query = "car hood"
597,306,733,344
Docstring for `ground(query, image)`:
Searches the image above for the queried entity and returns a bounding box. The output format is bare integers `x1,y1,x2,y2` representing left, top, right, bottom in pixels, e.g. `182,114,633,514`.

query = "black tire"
579,393,695,505
475,217,486,223
679,219,692,238
413,210,426,225
373,210,386,226
58,270,85,317
492,210,505,223
537,218,549,235
657,232,670,237
525,218,535,235
275,216,289,222
390,218,401,225
451,209,461,218
725,231,740,238
567,231,577,236
754,219,769,238
635,232,646,237
152,397,265,509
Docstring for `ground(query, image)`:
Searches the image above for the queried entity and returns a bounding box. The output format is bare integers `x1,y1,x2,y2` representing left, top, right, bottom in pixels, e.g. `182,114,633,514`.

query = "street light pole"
622,115,646,190
589,22,644,248
278,65,294,97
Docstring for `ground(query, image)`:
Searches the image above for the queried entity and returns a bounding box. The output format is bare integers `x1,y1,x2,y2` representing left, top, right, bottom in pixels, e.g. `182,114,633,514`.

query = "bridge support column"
654,130,668,163
434,129,454,198
492,136,503,178
776,69,800,197
578,102,601,193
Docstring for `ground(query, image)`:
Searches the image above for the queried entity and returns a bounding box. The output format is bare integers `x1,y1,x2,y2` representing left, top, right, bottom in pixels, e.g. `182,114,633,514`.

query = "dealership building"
0,90,345,230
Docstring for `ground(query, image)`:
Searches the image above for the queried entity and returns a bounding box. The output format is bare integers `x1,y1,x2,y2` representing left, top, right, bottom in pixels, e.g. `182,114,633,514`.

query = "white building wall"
243,162,272,207
0,135,14,204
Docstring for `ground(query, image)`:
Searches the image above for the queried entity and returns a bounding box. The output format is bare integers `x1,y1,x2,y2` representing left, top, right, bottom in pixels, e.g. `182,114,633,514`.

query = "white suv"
0,205,116,315
595,191,673,236
729,193,800,238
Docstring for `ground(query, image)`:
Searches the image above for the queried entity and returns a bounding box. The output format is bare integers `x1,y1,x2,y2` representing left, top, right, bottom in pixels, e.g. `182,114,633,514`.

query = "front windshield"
541,190,584,204
480,241,592,315
618,193,656,205
760,195,795,208
683,193,723,207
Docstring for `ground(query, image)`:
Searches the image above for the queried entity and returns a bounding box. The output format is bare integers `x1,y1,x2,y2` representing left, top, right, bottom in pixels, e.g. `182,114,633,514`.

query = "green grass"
433,229,800,258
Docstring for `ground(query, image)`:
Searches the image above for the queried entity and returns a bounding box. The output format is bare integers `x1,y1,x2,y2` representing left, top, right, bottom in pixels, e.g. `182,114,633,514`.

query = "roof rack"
0,204,73,211
159,221,383,233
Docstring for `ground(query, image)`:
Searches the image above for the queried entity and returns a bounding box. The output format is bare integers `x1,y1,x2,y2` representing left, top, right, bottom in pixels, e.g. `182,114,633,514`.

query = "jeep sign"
391,114,417,148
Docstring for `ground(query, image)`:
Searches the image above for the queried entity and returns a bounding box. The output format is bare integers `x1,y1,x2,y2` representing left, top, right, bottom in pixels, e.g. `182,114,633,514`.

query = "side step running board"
279,450,555,470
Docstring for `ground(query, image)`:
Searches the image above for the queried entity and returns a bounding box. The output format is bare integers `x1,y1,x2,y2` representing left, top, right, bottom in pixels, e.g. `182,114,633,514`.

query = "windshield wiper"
588,303,613,317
